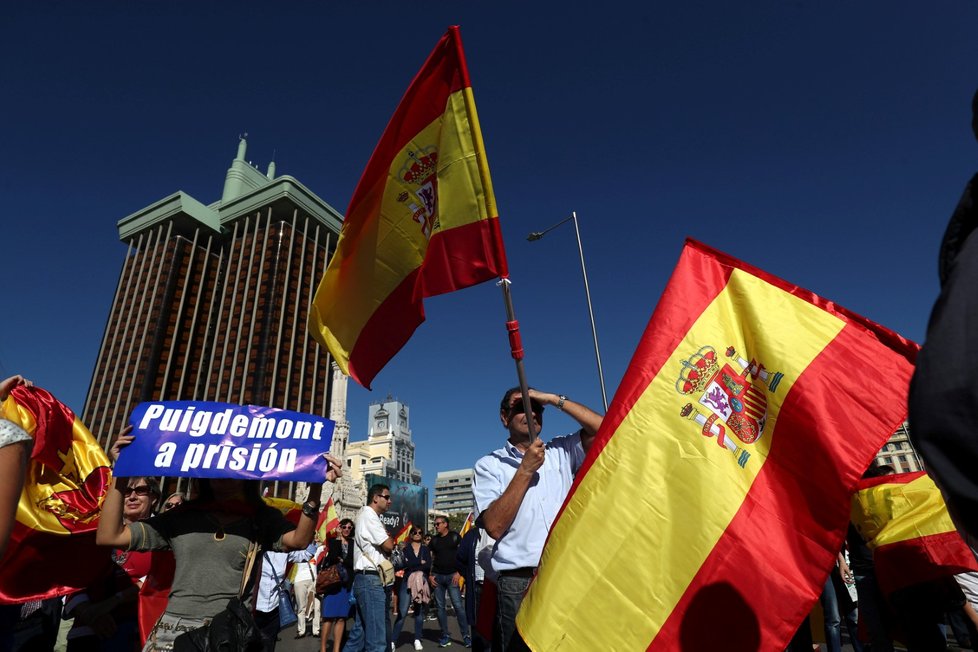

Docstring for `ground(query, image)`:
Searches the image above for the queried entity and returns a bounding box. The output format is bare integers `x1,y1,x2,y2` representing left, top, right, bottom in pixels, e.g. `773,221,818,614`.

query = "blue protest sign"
113,401,336,482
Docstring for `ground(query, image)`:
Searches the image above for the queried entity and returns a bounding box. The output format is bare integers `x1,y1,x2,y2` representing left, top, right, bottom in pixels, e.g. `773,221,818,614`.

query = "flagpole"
449,27,538,442
498,277,539,444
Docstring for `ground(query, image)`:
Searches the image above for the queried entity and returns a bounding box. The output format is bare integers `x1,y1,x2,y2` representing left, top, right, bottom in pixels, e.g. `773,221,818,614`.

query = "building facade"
874,421,924,474
82,138,345,499
433,468,475,515
346,397,422,489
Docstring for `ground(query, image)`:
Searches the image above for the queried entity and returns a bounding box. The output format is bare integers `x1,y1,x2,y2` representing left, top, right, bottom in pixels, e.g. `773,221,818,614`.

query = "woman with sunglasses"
319,518,355,652
66,476,161,651
391,527,431,651
97,427,343,651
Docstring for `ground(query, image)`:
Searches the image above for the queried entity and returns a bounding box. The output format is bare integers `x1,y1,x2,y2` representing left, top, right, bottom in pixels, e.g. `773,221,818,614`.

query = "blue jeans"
496,574,530,652
392,577,426,643
819,574,843,652
854,572,894,652
433,572,469,641
343,573,391,652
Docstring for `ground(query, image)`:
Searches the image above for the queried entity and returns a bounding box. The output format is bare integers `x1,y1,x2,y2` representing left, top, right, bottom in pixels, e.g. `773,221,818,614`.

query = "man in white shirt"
342,484,394,652
473,388,601,651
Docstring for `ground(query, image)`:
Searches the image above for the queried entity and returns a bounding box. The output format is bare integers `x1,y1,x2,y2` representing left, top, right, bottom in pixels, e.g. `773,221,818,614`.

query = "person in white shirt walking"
342,484,395,652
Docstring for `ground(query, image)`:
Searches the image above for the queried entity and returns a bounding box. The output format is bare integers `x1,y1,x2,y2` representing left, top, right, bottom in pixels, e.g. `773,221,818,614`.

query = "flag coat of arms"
309,25,507,388
517,239,919,651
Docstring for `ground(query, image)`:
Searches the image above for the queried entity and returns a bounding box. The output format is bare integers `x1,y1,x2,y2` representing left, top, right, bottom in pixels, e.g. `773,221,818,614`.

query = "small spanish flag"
316,497,340,540
395,521,413,545
851,471,978,595
517,240,919,651
308,25,507,388
0,385,115,603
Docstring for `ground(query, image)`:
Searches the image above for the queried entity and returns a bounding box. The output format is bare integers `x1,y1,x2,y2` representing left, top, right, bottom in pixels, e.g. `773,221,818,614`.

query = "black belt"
498,567,536,578
355,570,379,576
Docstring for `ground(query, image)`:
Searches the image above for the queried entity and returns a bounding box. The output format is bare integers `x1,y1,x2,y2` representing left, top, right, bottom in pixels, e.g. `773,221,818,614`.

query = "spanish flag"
851,471,978,595
309,26,507,389
517,240,918,651
316,496,340,540
263,495,303,525
395,521,413,545
0,385,114,603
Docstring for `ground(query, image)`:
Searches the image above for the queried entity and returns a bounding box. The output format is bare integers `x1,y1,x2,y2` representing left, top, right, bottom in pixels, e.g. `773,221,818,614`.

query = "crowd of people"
3,85,978,648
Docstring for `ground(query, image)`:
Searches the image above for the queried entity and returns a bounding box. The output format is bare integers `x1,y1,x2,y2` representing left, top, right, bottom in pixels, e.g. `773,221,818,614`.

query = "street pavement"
276,612,467,652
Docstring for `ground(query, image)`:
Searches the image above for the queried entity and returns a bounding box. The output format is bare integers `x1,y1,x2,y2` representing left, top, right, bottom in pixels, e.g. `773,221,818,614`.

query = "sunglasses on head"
124,486,151,497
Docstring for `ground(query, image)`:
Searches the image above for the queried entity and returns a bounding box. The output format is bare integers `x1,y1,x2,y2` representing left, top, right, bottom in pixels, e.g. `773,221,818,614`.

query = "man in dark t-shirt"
428,517,470,647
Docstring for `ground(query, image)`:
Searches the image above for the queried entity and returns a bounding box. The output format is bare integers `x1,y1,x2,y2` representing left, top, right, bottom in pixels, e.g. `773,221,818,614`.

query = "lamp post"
527,212,609,412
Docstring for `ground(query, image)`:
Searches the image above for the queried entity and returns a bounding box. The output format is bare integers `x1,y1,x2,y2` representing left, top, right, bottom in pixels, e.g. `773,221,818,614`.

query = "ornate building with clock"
345,396,422,490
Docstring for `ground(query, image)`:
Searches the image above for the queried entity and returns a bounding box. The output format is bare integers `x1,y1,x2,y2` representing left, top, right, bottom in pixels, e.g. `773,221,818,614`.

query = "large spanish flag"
518,240,919,651
851,471,978,595
309,26,507,388
0,385,114,603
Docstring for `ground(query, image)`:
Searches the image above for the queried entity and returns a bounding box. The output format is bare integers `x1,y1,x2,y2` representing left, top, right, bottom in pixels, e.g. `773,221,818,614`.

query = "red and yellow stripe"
309,26,506,388
518,239,919,651
851,471,978,594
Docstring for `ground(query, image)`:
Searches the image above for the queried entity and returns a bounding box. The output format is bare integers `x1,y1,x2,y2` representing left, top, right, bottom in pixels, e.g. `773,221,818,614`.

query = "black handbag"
172,597,263,652
173,541,264,652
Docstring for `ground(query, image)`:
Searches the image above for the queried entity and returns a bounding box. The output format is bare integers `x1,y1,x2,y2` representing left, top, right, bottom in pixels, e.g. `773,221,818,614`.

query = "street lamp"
527,212,609,412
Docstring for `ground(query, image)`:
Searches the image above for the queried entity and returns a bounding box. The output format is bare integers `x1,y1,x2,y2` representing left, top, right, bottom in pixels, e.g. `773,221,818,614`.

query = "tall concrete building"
346,397,422,488
82,138,344,498
433,469,475,515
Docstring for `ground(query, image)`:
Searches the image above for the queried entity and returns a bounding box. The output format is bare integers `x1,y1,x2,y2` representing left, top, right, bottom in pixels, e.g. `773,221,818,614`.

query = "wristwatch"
557,395,567,411
302,500,320,519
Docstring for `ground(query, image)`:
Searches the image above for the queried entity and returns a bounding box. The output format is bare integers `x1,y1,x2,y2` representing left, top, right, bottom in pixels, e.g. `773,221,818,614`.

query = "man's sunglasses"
124,486,152,497
509,400,544,416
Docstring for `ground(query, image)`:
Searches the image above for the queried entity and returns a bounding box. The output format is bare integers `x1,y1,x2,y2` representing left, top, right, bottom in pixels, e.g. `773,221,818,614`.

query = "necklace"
204,513,227,542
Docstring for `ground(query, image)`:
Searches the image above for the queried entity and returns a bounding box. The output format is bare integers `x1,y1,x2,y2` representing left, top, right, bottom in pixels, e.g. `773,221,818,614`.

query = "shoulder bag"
316,542,349,594
354,530,395,587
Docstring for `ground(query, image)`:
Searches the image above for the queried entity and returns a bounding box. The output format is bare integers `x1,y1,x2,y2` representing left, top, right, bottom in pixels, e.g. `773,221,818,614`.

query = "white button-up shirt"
256,551,289,613
473,431,584,572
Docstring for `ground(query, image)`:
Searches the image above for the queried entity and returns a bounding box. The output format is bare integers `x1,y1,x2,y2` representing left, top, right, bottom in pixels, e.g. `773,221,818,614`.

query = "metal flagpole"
448,30,538,441
498,277,539,444
527,212,609,412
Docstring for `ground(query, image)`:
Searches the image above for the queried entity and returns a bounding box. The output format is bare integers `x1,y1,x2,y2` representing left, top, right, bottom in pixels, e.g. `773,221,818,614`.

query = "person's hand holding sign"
109,425,134,466
324,453,343,482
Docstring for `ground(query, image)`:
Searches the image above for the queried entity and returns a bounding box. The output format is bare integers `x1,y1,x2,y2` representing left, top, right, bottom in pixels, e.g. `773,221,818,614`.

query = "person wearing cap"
472,388,602,651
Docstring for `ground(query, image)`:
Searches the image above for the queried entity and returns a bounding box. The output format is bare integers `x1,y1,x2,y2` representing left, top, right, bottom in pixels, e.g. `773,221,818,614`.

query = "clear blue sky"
2,2,976,500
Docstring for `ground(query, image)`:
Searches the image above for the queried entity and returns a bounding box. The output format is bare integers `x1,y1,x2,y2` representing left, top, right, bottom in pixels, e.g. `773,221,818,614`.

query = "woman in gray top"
97,427,342,651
